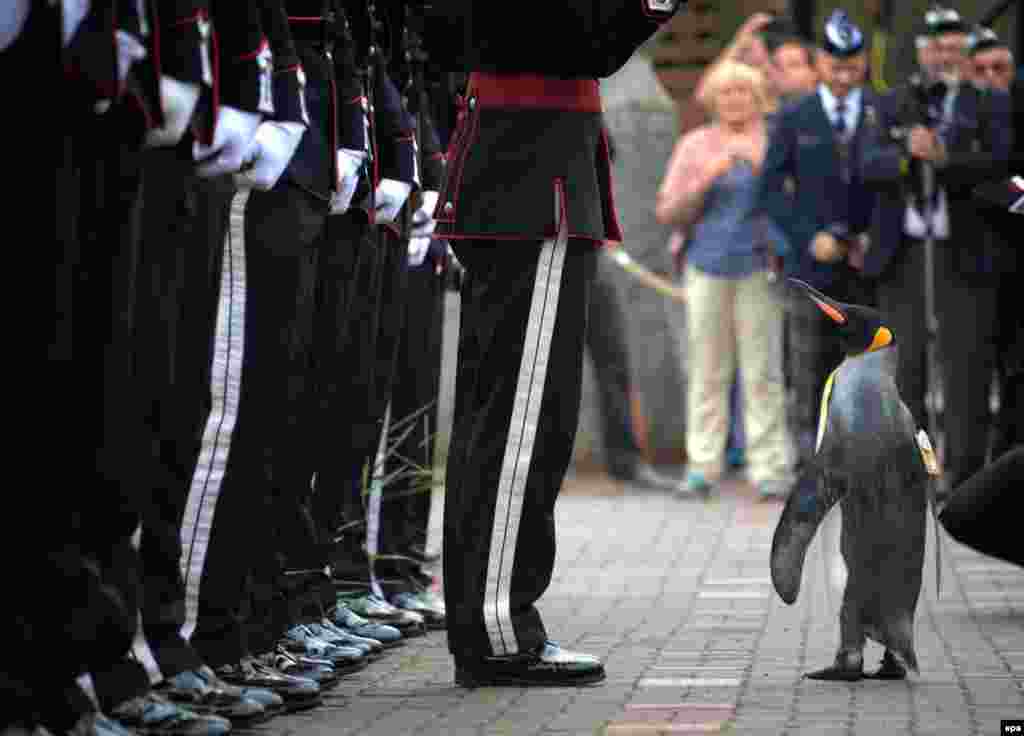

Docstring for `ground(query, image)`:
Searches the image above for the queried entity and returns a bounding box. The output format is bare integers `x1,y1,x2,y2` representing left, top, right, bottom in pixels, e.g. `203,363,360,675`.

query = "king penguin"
771,279,942,681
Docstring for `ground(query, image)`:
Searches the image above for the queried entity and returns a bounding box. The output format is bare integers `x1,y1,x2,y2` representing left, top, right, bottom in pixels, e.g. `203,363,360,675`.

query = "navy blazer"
860,82,1013,282
760,87,880,290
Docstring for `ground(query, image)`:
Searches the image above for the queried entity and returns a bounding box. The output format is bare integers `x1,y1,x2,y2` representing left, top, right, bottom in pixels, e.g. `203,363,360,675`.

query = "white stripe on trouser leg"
483,193,568,655
368,403,391,599
128,523,164,683
179,195,247,641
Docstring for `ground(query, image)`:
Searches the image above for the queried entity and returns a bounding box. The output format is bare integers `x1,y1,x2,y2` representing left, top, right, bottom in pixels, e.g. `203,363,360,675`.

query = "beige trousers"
684,265,791,484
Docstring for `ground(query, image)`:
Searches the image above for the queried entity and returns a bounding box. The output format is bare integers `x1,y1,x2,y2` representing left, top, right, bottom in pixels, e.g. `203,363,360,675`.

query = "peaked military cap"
821,9,864,58
923,6,967,36
966,26,1006,56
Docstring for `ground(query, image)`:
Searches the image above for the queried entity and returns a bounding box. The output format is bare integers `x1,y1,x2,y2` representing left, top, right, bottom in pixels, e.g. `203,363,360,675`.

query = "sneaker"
67,712,137,736
757,478,791,500
155,669,266,723
109,693,232,736
337,593,427,636
213,658,321,712
308,620,383,656
675,470,713,498
331,603,404,647
279,625,368,671
389,591,445,630
261,648,339,688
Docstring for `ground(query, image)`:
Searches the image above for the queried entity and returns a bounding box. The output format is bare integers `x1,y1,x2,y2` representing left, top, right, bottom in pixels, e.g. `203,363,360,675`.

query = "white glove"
410,190,439,238
60,0,89,48
233,121,305,191
115,30,146,83
2,0,32,51
408,237,430,267
94,30,147,114
367,178,412,224
193,105,263,178
144,76,201,148
330,148,367,215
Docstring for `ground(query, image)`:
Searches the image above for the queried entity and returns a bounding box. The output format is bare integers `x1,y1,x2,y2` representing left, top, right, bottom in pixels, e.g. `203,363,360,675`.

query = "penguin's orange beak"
788,278,848,325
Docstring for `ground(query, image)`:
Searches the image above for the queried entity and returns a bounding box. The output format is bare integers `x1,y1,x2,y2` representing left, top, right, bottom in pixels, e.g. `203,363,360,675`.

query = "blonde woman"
656,60,792,499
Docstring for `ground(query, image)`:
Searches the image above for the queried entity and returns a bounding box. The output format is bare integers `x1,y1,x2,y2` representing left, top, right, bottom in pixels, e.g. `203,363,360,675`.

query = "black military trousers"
12,127,137,730
67,119,157,713
878,237,999,486
586,256,641,476
190,183,324,665
128,144,229,682
443,235,595,661
313,228,409,588
378,260,444,585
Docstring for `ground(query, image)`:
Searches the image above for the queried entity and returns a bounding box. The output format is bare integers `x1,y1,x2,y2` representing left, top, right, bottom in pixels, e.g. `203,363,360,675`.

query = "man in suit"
860,6,1013,490
760,9,879,472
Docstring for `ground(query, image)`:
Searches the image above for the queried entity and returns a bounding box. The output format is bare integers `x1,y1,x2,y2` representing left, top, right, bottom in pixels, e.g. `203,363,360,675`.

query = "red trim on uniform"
467,73,602,112
171,12,204,27
286,16,327,22
429,152,444,160
553,177,568,235
127,87,155,131
328,56,338,189
598,129,624,243
208,20,220,146
275,64,300,74
435,100,481,223
236,37,268,62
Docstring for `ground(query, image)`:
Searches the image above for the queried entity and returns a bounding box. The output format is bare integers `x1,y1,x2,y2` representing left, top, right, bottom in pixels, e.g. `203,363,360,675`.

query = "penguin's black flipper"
771,461,847,605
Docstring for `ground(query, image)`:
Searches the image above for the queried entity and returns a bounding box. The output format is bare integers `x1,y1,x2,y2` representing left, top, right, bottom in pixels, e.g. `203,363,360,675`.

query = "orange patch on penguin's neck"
867,326,893,352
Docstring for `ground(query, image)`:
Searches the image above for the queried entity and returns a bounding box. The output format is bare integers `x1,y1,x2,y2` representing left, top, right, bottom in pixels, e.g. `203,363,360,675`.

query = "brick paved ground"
238,473,1024,736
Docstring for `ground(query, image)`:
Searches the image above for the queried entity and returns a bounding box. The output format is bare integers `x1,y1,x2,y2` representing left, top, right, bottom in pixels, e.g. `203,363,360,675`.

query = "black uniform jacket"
430,0,682,242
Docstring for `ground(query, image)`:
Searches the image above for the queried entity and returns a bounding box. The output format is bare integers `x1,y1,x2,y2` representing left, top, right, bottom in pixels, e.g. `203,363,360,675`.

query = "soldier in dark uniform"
426,0,683,687
179,0,383,705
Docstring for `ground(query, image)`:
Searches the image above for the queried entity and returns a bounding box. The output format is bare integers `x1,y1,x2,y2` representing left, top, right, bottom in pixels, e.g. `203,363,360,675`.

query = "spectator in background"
695,13,818,114
657,60,792,500
965,26,1020,461
761,21,819,103
759,10,880,474
690,14,816,475
966,26,1015,91
860,6,1014,491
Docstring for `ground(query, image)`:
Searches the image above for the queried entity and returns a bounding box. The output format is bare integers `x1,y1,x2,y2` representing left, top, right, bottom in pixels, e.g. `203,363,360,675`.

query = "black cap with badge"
923,5,967,36
821,9,865,58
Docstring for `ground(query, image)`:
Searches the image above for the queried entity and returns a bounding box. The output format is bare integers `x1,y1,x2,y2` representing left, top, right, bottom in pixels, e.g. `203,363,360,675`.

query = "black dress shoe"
610,462,679,492
455,642,606,688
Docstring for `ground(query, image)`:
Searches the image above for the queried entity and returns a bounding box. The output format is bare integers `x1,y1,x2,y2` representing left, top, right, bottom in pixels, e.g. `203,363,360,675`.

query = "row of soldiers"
15,2,459,734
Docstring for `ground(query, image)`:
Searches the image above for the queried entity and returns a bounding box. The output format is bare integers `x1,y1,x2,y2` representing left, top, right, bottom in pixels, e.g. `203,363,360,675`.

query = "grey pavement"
239,475,1024,736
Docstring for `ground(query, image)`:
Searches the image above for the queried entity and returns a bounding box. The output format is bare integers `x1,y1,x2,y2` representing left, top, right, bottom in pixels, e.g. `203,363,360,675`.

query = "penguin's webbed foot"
804,664,863,681
864,650,907,680
804,652,863,681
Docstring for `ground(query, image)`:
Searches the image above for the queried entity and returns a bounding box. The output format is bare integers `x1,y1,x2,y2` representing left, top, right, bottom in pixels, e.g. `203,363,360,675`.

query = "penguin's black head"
789,278,894,357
